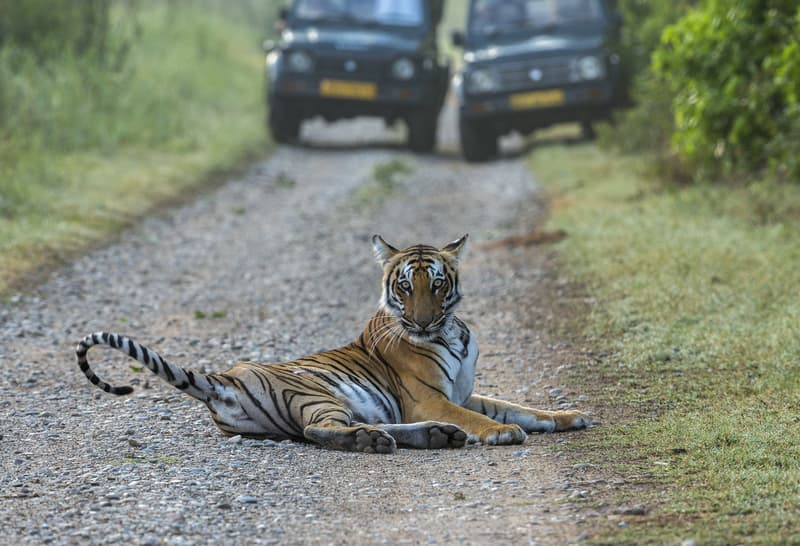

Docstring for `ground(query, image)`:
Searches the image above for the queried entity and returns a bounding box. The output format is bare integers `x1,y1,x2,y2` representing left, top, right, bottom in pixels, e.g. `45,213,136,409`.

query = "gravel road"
0,105,601,545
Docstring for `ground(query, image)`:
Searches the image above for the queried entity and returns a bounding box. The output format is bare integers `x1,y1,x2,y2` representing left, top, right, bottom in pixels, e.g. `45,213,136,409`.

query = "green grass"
349,159,413,207
529,134,800,544
0,2,275,295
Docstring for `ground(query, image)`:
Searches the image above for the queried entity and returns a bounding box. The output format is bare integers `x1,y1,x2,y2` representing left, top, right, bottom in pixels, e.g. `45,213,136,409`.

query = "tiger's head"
372,234,468,344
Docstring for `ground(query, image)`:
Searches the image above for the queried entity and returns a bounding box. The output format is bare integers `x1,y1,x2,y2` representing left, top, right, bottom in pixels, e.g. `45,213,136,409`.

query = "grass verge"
529,133,800,544
0,2,274,296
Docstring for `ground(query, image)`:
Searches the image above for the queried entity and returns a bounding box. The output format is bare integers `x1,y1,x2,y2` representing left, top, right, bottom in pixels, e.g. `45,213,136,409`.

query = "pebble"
619,505,648,516
236,495,258,504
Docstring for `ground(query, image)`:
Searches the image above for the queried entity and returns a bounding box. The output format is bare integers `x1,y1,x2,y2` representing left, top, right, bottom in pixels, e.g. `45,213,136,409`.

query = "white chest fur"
451,332,478,406
432,318,478,406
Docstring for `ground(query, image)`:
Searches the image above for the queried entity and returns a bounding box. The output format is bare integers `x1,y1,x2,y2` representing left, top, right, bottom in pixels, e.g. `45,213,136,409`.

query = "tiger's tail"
76,332,215,402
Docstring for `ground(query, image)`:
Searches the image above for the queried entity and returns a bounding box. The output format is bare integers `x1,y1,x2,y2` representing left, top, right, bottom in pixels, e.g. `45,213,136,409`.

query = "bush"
597,1,695,158
0,1,276,155
616,0,699,76
653,0,800,181
0,0,112,60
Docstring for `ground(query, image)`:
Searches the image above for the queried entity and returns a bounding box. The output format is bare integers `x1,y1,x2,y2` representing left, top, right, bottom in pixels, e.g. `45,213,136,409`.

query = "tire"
406,110,438,154
268,97,301,144
459,118,497,162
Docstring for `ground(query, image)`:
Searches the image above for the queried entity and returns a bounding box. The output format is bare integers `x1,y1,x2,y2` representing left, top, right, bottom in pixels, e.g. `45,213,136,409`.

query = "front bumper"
460,80,620,131
272,74,444,120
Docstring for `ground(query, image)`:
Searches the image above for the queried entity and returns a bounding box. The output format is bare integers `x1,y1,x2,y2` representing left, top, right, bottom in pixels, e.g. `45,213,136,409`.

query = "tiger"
76,235,592,453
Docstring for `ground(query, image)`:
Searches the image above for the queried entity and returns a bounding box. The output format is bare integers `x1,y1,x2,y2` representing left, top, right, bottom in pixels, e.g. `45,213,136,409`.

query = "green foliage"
597,1,695,158
0,0,112,59
0,1,275,294
616,0,699,75
0,2,275,158
653,0,800,181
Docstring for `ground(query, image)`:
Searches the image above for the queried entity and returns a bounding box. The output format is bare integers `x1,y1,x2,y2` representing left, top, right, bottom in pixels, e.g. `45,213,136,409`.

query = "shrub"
597,1,695,158
0,0,112,60
616,0,699,76
653,0,800,181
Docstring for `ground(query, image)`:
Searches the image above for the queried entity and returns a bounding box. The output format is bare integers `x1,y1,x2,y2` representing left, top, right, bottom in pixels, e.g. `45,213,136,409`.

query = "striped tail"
76,332,214,401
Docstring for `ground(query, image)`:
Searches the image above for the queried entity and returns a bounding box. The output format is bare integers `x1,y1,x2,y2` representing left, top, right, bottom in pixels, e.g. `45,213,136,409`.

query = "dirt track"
0,105,602,545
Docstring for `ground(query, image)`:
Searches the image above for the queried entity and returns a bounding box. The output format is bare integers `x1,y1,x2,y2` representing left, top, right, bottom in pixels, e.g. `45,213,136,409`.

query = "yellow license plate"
510,89,565,109
319,79,377,100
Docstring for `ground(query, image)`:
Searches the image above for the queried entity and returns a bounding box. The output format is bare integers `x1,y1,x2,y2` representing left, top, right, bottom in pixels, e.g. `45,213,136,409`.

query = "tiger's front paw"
475,423,527,445
553,410,593,431
354,427,397,454
427,423,468,449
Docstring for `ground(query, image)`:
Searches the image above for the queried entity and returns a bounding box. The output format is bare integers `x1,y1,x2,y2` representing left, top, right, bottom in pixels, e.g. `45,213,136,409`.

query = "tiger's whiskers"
368,317,405,357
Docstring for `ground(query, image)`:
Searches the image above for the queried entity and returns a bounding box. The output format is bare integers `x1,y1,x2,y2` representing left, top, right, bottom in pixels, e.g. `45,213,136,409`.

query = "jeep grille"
496,56,578,91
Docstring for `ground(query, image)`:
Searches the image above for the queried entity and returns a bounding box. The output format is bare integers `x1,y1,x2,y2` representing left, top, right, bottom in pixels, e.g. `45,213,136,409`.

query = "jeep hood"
466,32,605,63
284,27,421,55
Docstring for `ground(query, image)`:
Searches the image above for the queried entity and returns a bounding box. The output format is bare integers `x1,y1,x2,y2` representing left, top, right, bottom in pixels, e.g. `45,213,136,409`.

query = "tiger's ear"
372,234,399,266
441,234,468,261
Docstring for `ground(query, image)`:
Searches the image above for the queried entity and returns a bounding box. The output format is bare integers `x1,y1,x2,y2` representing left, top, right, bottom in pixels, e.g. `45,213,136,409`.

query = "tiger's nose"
415,316,434,329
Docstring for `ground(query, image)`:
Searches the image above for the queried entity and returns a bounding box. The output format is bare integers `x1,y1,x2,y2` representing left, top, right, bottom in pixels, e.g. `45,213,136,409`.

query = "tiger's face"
373,235,467,343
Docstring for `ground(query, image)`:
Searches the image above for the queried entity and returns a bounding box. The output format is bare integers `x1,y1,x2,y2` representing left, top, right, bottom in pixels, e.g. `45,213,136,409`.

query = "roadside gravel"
0,108,603,545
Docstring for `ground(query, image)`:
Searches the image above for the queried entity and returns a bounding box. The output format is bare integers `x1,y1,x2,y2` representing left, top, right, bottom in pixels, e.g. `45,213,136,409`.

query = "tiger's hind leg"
304,421,396,454
301,404,396,454
376,422,468,449
465,394,593,433
207,369,396,453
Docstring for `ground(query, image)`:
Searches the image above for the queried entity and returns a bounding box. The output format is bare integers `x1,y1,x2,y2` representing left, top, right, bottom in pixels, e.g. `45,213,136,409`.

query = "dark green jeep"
452,0,627,161
265,0,449,153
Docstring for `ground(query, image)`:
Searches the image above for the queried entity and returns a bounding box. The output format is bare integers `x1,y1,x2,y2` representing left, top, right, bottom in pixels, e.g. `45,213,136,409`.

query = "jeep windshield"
292,0,425,28
467,0,605,45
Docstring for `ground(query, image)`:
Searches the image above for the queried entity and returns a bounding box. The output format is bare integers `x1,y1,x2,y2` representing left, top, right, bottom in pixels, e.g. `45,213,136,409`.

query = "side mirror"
451,31,465,48
262,39,276,53
274,7,289,33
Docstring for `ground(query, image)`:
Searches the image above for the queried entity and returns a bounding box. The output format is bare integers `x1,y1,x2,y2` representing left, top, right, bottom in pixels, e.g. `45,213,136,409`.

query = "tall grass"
529,140,800,543
0,1,276,294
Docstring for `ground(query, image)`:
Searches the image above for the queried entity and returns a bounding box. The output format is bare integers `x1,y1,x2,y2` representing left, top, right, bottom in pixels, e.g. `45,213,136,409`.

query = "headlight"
577,56,604,80
466,68,500,93
391,57,415,80
286,51,313,73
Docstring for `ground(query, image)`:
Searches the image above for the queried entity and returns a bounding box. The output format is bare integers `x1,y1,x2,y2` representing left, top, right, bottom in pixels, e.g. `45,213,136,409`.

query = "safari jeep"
452,0,627,161
265,0,449,153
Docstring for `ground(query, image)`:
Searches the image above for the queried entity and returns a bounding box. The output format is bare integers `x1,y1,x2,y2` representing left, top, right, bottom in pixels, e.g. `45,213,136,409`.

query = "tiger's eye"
399,280,412,291
432,279,444,289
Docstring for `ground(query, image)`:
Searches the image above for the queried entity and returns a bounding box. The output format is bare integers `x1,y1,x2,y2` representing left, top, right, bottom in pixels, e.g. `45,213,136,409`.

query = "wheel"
406,110,438,153
268,97,301,144
459,118,497,162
